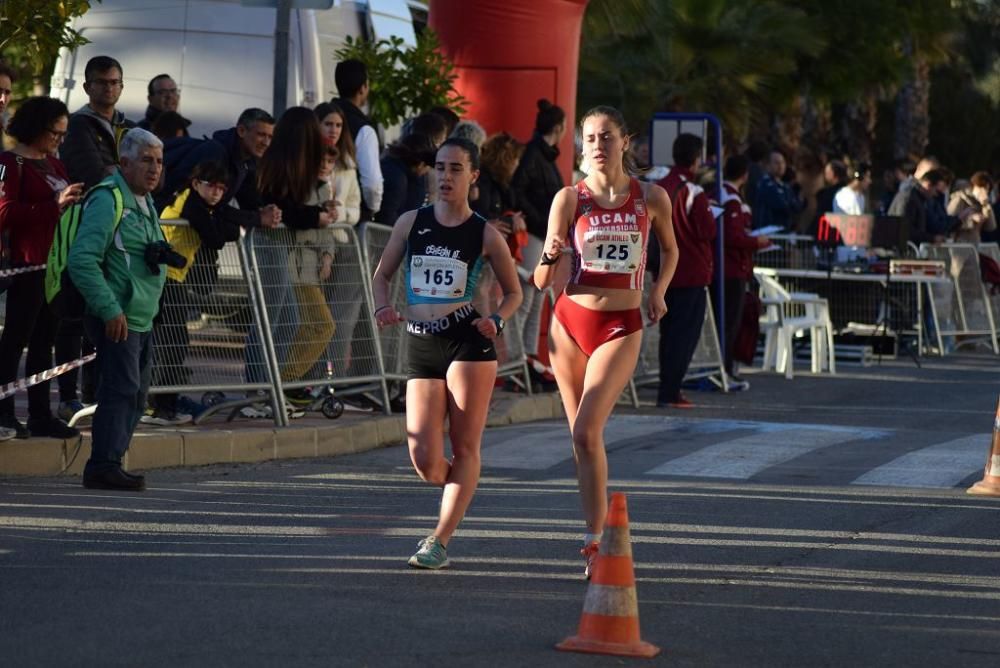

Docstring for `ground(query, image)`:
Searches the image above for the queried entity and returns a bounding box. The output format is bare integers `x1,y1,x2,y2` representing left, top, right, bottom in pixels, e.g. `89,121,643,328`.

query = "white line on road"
851,435,989,488
480,415,749,470
645,426,879,479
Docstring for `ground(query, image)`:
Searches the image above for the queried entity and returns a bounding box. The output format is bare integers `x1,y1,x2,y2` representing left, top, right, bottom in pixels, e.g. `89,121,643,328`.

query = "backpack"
44,182,125,320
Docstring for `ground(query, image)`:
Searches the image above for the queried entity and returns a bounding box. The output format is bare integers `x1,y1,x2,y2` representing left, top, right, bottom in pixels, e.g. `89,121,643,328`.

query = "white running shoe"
139,408,193,426
238,403,305,419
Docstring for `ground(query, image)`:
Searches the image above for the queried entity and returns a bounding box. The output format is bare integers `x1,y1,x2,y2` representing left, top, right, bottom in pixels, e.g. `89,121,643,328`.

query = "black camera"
145,241,187,275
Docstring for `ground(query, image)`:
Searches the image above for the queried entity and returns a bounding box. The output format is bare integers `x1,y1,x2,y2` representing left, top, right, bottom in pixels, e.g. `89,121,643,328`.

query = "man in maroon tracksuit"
712,155,770,389
655,134,717,407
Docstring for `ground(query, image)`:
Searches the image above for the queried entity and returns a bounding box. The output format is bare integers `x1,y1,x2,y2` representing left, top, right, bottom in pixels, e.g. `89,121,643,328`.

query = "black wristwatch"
489,313,505,336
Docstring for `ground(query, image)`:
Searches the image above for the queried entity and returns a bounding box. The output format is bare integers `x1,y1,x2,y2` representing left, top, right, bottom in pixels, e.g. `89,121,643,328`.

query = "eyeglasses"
46,128,68,140
89,78,123,88
154,87,180,96
195,180,227,191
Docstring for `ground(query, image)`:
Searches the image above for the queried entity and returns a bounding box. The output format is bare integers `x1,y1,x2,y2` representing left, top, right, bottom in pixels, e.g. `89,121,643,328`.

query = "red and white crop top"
568,178,650,290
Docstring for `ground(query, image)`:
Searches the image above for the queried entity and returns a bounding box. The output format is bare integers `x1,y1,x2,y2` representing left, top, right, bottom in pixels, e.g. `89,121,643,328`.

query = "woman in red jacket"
0,97,83,439
715,154,770,388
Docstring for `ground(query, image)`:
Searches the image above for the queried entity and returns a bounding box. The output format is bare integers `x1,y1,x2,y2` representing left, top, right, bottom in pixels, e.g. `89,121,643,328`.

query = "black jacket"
155,128,261,232
332,98,378,147
180,188,242,251
811,182,846,236
61,106,135,190
901,186,931,244
137,105,191,136
376,154,425,225
472,169,516,220
260,191,324,230
177,188,243,293
510,134,562,238
333,98,381,221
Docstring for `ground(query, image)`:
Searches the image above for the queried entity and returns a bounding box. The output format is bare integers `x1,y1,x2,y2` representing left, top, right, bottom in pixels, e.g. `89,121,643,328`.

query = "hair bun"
537,99,552,111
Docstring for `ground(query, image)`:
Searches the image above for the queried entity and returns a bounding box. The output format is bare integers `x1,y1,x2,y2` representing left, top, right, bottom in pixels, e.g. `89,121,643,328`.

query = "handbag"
980,253,1000,296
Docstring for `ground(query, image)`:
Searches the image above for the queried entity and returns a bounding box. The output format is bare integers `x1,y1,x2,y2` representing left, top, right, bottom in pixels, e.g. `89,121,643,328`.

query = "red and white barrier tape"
0,353,96,401
0,264,46,279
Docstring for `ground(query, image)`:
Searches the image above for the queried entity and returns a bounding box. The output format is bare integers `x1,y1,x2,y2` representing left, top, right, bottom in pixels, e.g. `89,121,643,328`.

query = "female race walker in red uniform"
534,106,678,576
372,137,522,569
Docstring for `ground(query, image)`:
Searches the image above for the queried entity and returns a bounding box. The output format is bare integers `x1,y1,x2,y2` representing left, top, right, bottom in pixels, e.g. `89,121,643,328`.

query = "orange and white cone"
967,396,1000,497
556,492,660,658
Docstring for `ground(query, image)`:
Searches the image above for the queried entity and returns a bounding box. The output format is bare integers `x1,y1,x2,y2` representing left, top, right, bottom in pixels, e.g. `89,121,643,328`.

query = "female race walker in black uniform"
534,106,679,576
372,137,522,569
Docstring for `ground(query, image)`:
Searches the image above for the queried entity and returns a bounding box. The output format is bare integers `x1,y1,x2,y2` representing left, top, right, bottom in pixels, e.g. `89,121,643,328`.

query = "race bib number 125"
580,231,643,274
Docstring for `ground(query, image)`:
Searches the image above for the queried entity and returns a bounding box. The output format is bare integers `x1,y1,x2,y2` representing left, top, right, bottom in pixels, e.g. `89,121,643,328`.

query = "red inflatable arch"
429,0,589,182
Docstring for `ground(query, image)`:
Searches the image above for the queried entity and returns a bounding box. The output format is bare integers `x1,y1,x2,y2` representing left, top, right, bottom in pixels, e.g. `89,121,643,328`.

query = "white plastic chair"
754,269,836,379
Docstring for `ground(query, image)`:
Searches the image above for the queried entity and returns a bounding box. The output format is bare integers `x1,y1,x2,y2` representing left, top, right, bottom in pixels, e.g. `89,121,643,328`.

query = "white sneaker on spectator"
340,395,377,413
139,408,193,426
238,403,305,419
726,375,750,392
0,426,16,441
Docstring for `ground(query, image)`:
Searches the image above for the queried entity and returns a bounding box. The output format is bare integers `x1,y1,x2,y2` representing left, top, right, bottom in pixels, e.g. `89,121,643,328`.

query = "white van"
50,0,427,137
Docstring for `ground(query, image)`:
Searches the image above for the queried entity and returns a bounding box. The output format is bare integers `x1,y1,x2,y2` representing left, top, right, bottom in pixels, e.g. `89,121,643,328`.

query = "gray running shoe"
408,536,450,569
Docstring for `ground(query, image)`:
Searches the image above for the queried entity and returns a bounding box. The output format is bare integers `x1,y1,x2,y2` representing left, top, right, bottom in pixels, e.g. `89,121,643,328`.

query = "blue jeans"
244,232,300,385
84,316,153,474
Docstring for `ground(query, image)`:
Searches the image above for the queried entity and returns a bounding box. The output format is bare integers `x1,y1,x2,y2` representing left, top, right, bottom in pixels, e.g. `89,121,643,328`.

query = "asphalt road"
2,352,999,667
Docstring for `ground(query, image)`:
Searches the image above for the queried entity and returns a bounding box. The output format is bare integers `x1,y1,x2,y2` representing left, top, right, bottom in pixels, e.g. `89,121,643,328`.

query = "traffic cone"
556,492,661,658
967,396,1000,497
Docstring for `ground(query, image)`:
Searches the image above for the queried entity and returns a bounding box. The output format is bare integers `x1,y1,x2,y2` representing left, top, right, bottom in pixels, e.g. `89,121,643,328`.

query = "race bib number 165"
410,255,468,298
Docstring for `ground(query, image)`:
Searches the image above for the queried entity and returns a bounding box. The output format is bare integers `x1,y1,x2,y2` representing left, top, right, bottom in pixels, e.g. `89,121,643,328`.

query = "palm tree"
892,0,958,160
778,0,909,160
578,0,821,143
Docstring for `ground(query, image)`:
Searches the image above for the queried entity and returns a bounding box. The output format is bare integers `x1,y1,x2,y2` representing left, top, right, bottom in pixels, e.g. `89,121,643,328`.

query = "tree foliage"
579,0,998,174
0,0,96,93
579,0,822,140
334,29,466,129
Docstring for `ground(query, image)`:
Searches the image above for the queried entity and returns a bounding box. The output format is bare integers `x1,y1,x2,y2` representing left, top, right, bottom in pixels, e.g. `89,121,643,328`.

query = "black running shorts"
406,304,498,380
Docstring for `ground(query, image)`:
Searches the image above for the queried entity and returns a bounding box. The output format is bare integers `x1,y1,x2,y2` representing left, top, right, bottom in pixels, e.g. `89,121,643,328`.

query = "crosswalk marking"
480,426,570,469
644,427,870,479
480,416,693,469
480,416,986,489
851,435,988,488
481,415,748,470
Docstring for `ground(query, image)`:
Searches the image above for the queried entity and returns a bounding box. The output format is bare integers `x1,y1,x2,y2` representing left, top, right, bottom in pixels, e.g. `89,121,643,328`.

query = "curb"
0,392,566,478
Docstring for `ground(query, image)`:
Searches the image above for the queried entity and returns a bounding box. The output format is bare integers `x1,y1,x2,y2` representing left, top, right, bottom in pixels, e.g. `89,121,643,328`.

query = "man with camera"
68,128,182,491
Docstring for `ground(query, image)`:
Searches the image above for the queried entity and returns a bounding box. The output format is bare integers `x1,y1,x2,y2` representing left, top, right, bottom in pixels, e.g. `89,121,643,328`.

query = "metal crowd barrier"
978,242,1000,342
358,222,531,391
243,223,392,423
149,221,391,427
0,220,853,431
359,222,406,383
628,284,727,405
758,234,817,270
473,265,533,389
148,222,277,421
921,243,999,353
755,235,935,356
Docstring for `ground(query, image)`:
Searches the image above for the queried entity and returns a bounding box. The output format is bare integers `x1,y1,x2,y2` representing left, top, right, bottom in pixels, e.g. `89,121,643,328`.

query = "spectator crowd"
1,54,998,487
